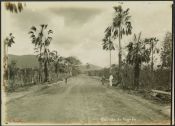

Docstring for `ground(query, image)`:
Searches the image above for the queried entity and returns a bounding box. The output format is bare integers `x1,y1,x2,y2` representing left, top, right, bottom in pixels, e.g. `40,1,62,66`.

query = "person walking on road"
109,74,113,87
101,75,105,85
65,74,69,84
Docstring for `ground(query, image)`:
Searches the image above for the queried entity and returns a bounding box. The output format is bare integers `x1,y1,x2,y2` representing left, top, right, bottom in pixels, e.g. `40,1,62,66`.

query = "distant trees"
65,56,82,76
29,24,53,82
65,56,81,65
126,33,151,89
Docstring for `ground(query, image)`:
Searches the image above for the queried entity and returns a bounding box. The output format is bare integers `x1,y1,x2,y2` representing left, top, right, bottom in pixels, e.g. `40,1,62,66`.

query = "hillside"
8,54,39,68
79,64,102,73
8,54,102,71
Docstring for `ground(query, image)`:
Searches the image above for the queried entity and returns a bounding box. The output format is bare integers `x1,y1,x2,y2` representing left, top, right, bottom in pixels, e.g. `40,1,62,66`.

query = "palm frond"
28,31,34,34
30,26,37,31
45,24,48,29
48,30,53,34
40,24,45,29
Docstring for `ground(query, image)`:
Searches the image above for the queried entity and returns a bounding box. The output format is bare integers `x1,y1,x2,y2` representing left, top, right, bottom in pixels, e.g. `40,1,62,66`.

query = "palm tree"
108,5,132,81
4,2,25,13
53,51,59,76
144,37,159,88
40,49,55,82
36,49,56,82
52,51,64,79
3,33,15,90
4,33,15,63
29,24,53,82
102,29,115,71
144,37,159,72
126,33,151,90
161,32,172,69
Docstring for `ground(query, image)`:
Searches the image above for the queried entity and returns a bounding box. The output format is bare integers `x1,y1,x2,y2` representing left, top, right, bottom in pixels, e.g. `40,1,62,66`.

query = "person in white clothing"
109,74,113,87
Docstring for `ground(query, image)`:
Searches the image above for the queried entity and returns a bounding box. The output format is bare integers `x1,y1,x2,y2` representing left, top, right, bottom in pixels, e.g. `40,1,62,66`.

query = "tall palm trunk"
134,63,140,90
56,64,59,80
3,42,8,90
70,66,72,76
118,27,122,82
109,50,111,73
118,36,122,69
151,52,154,72
44,61,48,82
151,42,154,72
151,42,154,88
39,61,42,82
39,47,42,83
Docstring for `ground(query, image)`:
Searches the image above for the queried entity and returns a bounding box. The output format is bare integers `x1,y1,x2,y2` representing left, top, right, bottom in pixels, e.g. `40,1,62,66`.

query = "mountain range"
8,54,39,68
8,54,102,72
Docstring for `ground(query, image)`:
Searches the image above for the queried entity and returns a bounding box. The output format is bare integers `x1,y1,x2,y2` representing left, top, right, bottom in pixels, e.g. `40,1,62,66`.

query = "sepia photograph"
1,1,174,125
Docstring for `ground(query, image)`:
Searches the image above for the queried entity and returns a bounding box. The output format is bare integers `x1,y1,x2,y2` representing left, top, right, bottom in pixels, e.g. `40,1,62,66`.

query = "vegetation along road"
6,74,170,125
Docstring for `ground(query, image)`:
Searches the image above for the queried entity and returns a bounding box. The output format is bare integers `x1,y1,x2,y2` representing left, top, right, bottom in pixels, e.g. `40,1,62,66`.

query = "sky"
1,1,172,67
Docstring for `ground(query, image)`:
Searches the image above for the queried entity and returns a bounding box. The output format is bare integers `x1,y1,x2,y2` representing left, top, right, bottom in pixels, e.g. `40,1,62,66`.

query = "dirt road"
5,74,170,125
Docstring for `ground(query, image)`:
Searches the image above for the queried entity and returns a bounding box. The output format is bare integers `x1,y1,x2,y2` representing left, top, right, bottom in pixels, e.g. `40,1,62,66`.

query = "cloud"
50,8,110,50
50,7,103,27
9,8,52,32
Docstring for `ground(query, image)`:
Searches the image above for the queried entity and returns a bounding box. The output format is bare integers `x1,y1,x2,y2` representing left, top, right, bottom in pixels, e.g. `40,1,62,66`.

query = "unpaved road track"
5,74,170,125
